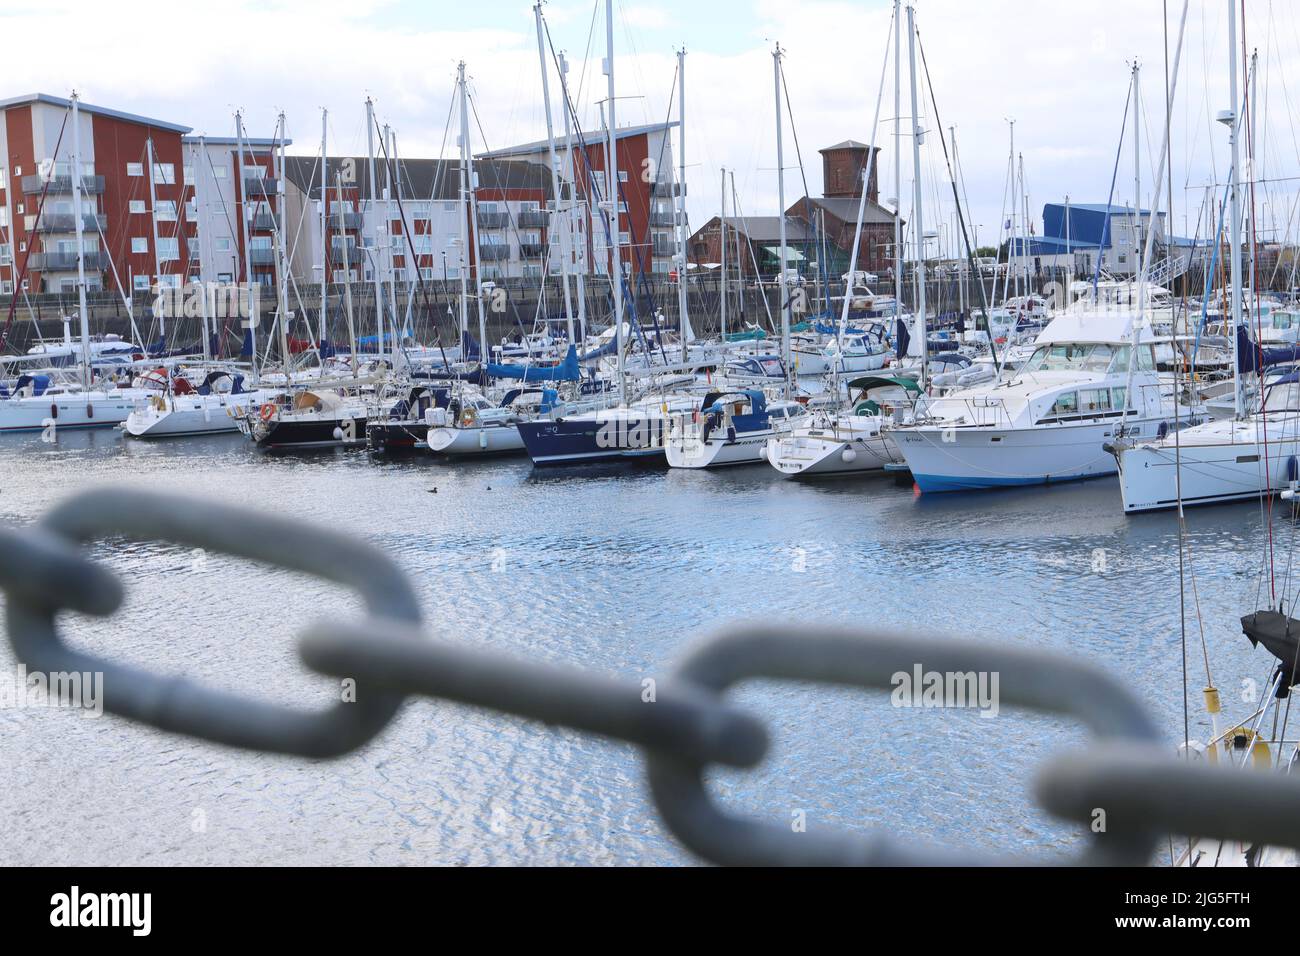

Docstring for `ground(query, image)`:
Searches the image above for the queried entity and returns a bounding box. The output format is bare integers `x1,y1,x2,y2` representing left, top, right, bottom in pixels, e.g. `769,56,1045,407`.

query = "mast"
145,134,165,347
319,109,329,346
193,137,212,364
773,42,791,399
534,3,575,345
604,0,626,404
907,4,928,386
1227,0,1244,418
235,112,257,377
70,93,91,391
720,167,727,340
383,122,400,351
459,63,489,371
455,63,471,345
893,0,903,345
731,171,745,327
558,52,586,337
365,97,386,364
675,47,690,361
335,172,358,377
274,112,291,385
1133,61,1142,281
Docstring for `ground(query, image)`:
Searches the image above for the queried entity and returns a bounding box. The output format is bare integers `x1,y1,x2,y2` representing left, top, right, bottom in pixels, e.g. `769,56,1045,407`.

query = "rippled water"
0,428,1286,865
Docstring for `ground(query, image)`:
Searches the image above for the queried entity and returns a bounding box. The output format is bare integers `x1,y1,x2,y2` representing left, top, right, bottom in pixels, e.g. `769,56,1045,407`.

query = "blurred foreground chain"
4,488,1300,865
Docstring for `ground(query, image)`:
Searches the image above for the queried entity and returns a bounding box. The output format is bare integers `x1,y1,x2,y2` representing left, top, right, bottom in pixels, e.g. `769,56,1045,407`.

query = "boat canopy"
847,375,922,395
487,344,579,382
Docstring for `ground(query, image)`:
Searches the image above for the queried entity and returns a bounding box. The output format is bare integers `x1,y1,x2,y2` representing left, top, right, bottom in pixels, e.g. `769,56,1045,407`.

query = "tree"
975,246,998,259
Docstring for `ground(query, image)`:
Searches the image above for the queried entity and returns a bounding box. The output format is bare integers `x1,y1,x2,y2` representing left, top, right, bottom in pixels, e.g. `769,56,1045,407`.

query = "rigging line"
915,24,999,373
1165,0,1190,763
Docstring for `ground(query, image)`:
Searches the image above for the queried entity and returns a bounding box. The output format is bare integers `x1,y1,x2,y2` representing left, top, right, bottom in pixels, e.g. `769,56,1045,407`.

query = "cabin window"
1079,388,1112,413
1048,392,1078,417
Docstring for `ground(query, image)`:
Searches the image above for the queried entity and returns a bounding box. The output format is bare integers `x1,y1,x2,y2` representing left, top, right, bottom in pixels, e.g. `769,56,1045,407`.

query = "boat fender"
1157,421,1169,440
86,403,93,419
50,402,58,420
1288,456,1299,483
841,447,857,464
332,426,345,441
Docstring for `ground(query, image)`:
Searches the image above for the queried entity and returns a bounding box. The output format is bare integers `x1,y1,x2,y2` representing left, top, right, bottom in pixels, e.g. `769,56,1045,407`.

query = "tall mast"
235,111,257,377
459,63,489,370
731,171,744,326
365,97,386,364
534,3,575,344
146,134,165,347
274,112,291,385
893,0,903,340
455,63,471,343
604,0,626,404
907,4,928,386
720,167,727,340
70,93,91,390
319,109,329,345
1132,61,1141,277
773,41,791,398
383,122,400,350
194,136,212,364
1227,0,1244,418
558,52,586,337
675,47,690,361
334,172,358,377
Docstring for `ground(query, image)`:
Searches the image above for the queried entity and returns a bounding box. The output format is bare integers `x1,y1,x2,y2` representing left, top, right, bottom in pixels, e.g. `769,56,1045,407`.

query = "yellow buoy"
1204,686,1221,715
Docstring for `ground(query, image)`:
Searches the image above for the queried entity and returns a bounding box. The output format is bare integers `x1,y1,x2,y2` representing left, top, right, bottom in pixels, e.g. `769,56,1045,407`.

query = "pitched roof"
715,215,816,243
800,195,898,226
281,155,552,202
819,139,875,152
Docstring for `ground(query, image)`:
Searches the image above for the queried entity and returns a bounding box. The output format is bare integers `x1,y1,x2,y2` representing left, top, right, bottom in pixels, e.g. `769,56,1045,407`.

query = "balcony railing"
250,212,278,231
649,211,677,228
651,181,685,198
517,210,548,228
327,212,362,230
330,240,359,259
478,244,510,260
518,243,545,259
244,177,279,196
32,213,107,234
477,212,510,228
21,174,106,196
248,248,277,266
29,251,110,271
652,240,676,257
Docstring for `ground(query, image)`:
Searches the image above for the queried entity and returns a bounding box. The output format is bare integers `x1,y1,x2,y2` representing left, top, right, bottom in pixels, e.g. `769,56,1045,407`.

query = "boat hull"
1115,419,1300,512
427,424,525,456
123,393,269,438
766,425,899,478
517,415,669,465
894,416,1171,492
665,429,774,468
0,392,140,433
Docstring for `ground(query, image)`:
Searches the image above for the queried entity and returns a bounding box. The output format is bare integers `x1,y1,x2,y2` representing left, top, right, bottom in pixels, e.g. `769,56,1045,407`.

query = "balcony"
327,212,362,230
652,239,676,258
649,211,677,228
517,210,548,228
32,213,107,234
21,174,106,196
30,251,110,271
250,212,278,231
330,240,359,259
651,181,685,198
243,177,279,196
248,248,277,266
518,243,545,259
478,244,510,261
477,211,509,228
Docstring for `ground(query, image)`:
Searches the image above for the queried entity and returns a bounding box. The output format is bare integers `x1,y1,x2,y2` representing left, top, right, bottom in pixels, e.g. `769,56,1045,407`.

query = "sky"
5,0,1300,256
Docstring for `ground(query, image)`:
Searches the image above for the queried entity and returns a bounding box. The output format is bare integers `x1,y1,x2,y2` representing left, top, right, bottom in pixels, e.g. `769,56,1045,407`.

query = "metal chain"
2,487,1299,865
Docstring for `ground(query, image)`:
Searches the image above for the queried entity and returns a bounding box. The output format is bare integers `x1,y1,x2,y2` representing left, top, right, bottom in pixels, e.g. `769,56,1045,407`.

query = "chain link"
0,487,1296,865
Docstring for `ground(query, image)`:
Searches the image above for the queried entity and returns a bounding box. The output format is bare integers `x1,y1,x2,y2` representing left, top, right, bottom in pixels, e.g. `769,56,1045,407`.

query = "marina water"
0,431,1275,864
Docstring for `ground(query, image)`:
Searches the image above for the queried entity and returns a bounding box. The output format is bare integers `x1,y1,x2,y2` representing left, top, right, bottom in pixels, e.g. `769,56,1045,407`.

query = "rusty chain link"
2,487,1299,865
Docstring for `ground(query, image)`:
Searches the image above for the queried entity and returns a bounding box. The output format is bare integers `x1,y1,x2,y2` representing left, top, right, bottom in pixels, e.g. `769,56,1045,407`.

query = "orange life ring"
259,403,277,422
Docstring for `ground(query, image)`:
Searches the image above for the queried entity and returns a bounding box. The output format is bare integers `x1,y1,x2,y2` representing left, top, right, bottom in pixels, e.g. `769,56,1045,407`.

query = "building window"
127,162,144,177
133,274,151,291
618,170,628,182
215,237,232,252
0,208,7,228
130,200,147,214
0,280,10,295
156,237,180,261
15,203,22,215
153,163,176,185
212,166,228,179
0,244,10,265
131,237,148,254
155,200,177,221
